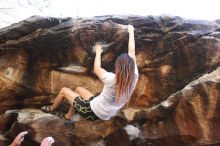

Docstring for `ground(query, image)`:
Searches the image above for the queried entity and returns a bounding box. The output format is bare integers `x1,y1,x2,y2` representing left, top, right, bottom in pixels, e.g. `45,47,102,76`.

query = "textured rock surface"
124,67,220,146
0,15,219,111
0,15,220,146
0,109,127,146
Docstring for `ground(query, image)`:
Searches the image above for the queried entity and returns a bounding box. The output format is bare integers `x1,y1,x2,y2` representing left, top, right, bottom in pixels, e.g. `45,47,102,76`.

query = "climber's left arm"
94,43,107,80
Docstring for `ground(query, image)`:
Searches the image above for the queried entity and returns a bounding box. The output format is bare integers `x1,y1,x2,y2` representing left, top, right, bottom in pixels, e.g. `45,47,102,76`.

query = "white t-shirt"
90,64,139,120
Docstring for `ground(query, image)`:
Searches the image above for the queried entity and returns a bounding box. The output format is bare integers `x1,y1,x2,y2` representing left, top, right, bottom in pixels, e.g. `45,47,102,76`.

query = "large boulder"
0,15,219,146
0,15,219,111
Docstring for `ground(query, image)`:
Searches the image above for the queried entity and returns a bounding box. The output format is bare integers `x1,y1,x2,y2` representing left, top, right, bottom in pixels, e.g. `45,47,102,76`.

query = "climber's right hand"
127,25,134,34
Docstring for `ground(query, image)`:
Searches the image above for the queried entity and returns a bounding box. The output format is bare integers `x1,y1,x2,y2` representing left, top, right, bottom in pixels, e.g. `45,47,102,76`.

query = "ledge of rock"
0,15,220,146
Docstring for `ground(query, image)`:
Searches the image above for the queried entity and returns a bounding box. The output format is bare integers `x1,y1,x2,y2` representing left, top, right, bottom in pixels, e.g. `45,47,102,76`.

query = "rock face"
0,15,219,146
127,67,220,146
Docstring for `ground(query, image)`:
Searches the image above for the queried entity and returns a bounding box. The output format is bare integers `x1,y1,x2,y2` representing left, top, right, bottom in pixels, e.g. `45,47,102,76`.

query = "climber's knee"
61,87,79,105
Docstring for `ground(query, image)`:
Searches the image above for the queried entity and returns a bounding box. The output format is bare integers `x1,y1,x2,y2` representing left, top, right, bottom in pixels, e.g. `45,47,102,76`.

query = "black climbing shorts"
73,96,99,121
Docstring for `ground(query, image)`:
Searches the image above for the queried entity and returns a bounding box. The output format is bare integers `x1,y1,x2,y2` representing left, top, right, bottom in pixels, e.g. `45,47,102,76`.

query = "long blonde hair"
115,53,135,102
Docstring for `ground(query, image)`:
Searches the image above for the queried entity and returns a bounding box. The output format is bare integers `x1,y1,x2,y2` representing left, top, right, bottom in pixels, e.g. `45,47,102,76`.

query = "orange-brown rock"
0,15,220,146
0,15,219,111
124,67,220,145
0,109,127,146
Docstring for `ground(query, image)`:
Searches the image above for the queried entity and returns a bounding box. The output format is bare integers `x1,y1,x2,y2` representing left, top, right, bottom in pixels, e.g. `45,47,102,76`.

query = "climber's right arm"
127,25,136,63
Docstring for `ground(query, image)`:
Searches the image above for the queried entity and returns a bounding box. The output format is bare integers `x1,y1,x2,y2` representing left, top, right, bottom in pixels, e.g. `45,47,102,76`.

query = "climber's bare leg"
63,87,94,120
50,87,79,111
64,106,74,120
74,86,94,100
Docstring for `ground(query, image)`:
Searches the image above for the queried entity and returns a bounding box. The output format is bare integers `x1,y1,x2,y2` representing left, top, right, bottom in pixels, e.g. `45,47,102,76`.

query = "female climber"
41,25,139,121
